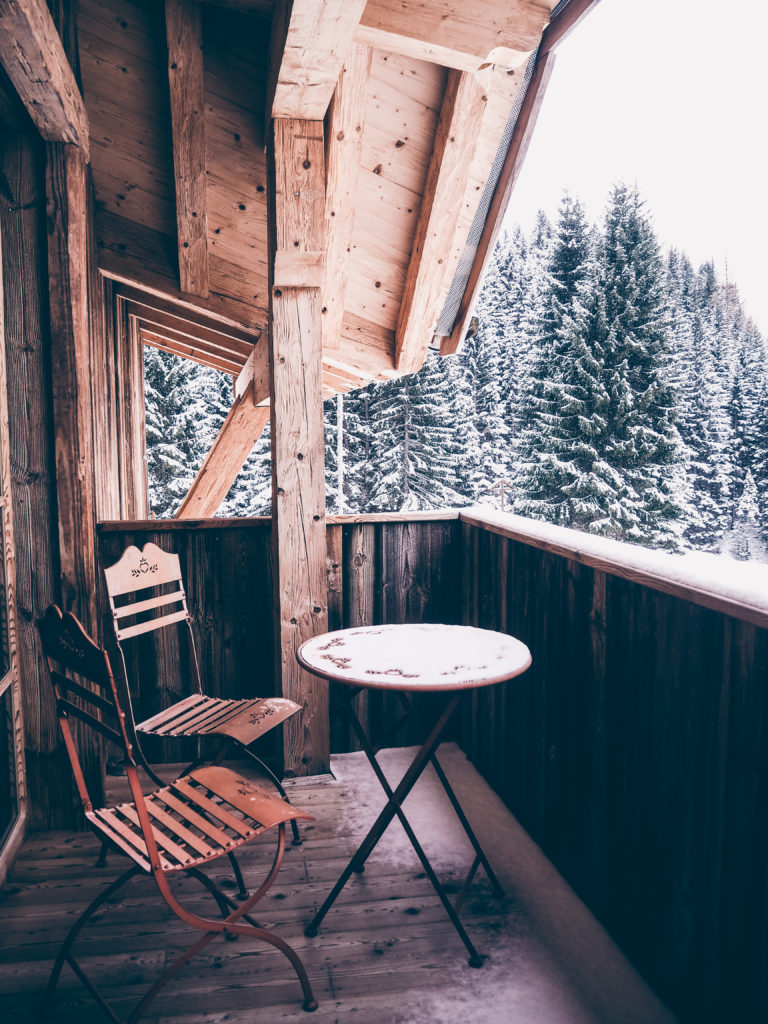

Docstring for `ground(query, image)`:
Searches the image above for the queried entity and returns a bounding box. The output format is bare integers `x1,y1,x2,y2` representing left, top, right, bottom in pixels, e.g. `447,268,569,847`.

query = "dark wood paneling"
458,522,768,1024
98,518,462,764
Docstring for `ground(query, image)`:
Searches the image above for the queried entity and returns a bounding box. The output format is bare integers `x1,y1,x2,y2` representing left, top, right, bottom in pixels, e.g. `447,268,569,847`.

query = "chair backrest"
103,541,202,700
104,543,190,642
37,605,136,811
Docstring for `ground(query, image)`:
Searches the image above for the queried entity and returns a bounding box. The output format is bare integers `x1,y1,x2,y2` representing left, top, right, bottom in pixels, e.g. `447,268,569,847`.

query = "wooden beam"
268,0,367,120
356,0,549,73
175,341,270,518
269,116,329,776
446,0,602,352
165,0,209,297
395,69,488,375
140,326,245,376
0,0,89,156
323,41,371,352
46,143,98,630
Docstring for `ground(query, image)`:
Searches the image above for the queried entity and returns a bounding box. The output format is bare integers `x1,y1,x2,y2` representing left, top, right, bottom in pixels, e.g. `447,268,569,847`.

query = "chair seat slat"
139,695,223,735
135,694,207,733
145,797,221,860
171,778,256,838
87,810,152,872
154,789,236,851
117,803,195,867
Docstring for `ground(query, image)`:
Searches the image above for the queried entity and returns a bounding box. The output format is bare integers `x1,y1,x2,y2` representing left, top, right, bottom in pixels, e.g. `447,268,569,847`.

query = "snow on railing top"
460,509,768,631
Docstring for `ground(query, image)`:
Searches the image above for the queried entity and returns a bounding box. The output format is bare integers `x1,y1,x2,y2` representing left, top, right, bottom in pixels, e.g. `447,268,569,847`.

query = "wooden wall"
458,518,768,1024
0,133,70,830
97,515,462,766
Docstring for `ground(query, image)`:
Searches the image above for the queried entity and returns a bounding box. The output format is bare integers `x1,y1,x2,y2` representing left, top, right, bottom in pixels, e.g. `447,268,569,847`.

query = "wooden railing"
457,510,768,1024
98,509,768,1023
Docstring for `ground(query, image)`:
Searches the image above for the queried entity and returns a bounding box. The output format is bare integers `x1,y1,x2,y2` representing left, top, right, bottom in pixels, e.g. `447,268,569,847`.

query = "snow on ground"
330,744,674,1023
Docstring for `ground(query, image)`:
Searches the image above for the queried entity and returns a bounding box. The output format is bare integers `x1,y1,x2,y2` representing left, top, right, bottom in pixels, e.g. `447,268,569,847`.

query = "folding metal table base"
305,688,504,966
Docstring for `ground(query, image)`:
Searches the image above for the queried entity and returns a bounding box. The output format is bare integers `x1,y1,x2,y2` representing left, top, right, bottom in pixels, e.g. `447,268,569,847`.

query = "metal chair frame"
37,605,318,1022
103,542,303,846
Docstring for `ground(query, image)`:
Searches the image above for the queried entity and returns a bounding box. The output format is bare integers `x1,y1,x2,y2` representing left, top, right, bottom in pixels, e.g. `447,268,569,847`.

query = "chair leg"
226,851,249,901
129,826,317,1021
95,841,109,868
42,865,140,1017
240,746,303,846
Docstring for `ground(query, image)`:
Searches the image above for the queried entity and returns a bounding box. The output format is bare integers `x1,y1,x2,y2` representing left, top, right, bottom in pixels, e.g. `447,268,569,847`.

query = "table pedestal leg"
305,690,495,966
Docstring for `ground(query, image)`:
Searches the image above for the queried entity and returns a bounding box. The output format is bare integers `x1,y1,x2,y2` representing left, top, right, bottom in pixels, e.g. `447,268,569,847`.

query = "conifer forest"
144,183,768,562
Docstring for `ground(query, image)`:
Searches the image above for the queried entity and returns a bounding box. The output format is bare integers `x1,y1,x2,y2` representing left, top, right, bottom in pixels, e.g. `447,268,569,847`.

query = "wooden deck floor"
0,745,674,1024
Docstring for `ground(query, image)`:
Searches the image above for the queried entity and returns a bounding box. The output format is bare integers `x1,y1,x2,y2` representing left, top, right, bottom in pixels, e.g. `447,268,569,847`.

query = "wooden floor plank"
0,747,673,1024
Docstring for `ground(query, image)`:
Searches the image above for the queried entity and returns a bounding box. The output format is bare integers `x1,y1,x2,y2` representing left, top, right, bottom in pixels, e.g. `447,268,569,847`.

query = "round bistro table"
297,623,532,966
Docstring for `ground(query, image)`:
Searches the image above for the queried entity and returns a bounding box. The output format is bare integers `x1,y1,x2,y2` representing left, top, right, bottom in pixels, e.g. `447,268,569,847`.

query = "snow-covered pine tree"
144,346,214,517
513,192,609,527
594,183,682,548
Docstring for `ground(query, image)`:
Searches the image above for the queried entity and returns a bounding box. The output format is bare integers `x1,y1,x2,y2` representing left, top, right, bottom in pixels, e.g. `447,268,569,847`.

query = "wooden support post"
165,0,209,297
268,116,329,777
46,143,99,633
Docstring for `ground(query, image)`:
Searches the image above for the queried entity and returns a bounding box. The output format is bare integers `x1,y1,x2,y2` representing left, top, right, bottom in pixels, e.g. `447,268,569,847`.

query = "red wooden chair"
103,542,304,847
37,605,318,1021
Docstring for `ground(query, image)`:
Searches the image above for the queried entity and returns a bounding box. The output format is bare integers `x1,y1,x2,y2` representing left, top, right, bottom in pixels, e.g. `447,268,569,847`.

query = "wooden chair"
103,542,303,847
37,605,318,1021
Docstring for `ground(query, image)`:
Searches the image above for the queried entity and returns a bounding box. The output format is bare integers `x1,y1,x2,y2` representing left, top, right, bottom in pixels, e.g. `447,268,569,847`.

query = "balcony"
4,509,764,1022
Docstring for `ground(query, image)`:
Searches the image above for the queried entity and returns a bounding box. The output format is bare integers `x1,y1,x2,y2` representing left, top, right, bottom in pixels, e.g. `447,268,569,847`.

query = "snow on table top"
298,623,532,690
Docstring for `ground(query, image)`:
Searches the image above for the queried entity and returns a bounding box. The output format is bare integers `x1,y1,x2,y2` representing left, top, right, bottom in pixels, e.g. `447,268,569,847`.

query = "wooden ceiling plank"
323,41,371,352
175,343,270,518
268,0,368,120
395,69,489,375
445,0,601,354
97,211,268,333
357,0,551,73
0,0,89,155
165,0,209,297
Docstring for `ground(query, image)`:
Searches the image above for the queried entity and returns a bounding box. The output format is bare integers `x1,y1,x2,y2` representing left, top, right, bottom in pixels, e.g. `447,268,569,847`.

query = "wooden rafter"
165,0,209,297
323,41,371,352
445,0,601,353
0,0,89,155
268,0,368,121
356,0,550,73
395,69,489,375
175,341,270,518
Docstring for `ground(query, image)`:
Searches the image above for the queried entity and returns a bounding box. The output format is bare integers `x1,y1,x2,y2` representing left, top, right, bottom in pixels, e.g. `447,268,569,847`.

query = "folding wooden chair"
103,542,303,847
37,605,318,1021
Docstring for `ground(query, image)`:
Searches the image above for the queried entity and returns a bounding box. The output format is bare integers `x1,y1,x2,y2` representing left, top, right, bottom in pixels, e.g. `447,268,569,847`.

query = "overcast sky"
507,0,768,334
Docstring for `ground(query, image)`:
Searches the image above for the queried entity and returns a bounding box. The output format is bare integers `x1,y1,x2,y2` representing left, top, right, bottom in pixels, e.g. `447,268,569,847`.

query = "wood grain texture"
395,68,489,373
459,510,768,631
445,0,600,350
269,117,329,776
0,182,26,877
174,352,270,519
46,144,98,630
269,0,367,120
323,41,371,352
165,0,209,297
0,0,89,154
459,516,768,1023
357,0,551,72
